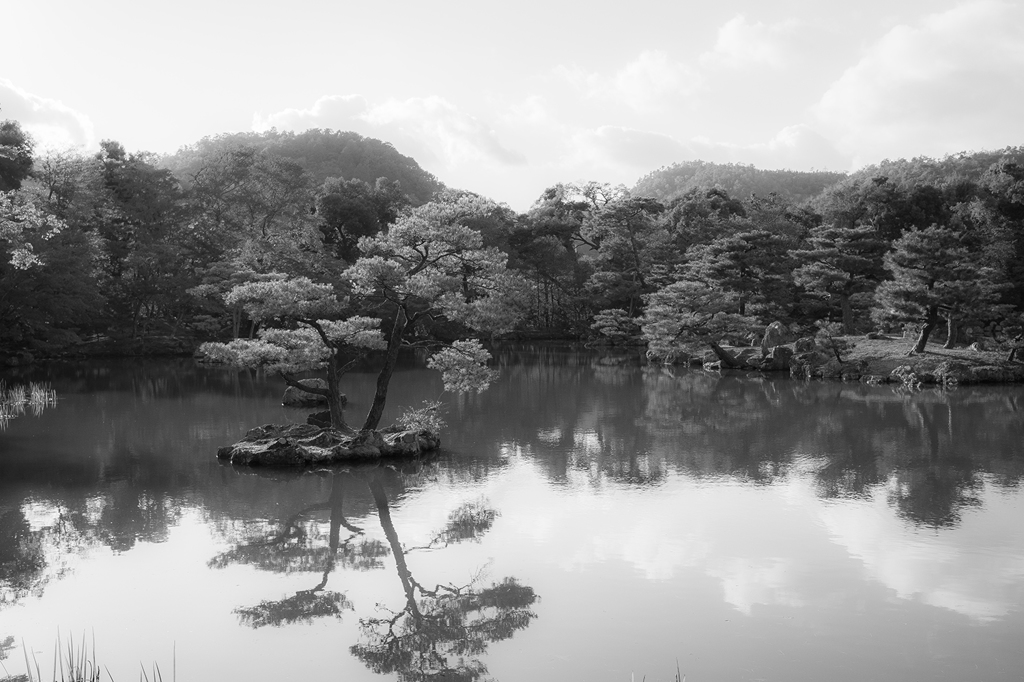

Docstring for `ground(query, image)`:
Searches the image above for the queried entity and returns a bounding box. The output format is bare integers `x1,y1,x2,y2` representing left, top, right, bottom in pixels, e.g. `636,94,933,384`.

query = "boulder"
890,365,934,388
760,346,793,371
967,341,985,352
818,359,845,380
794,336,816,353
734,347,763,368
760,321,789,353
282,379,347,407
306,410,332,428
217,423,440,467
933,360,973,385
789,352,818,379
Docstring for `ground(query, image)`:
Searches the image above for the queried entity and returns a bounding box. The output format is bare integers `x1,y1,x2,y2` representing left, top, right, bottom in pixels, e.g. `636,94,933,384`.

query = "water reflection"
208,466,538,680
2,354,1024,682
209,473,381,628
449,351,1024,529
353,469,536,682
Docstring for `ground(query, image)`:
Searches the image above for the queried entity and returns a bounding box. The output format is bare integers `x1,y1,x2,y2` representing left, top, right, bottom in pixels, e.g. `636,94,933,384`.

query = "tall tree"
792,224,887,332
874,225,1006,352
641,280,759,367
349,193,526,430
0,118,33,192
580,195,667,316
684,230,794,319
201,193,527,432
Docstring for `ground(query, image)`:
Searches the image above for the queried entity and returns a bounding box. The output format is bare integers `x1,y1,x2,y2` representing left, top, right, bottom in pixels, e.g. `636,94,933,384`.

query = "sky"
2,0,1023,211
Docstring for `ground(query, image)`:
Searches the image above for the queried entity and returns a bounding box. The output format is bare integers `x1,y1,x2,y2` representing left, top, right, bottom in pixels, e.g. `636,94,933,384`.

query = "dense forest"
2,113,1023,363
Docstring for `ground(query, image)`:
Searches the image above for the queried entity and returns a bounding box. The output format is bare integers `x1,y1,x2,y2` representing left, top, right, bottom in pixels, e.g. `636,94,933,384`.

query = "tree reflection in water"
208,466,538,680
351,471,536,682
209,473,386,628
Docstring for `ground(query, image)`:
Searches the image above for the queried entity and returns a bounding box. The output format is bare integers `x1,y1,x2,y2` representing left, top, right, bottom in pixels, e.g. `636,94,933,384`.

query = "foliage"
792,224,887,332
591,308,641,344
397,400,447,433
0,119,34,192
635,160,845,205
641,280,759,364
0,190,65,270
814,320,854,362
874,225,1007,351
162,128,442,205
426,341,498,394
684,230,795,318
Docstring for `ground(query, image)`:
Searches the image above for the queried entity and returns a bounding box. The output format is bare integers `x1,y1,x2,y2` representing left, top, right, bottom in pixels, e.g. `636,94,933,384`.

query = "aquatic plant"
0,381,57,428
5,633,173,682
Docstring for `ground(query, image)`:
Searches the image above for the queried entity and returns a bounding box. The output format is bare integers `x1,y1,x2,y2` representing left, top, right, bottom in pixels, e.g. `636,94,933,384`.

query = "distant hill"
634,161,847,205
844,147,1024,188
161,128,443,205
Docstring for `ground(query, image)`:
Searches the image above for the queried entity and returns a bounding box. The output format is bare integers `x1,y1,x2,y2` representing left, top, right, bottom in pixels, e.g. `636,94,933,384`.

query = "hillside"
161,128,443,205
844,147,1024,188
634,160,846,205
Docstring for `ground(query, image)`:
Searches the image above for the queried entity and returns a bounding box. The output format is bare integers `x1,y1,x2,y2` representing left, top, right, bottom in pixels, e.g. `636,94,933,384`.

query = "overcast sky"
2,0,1022,210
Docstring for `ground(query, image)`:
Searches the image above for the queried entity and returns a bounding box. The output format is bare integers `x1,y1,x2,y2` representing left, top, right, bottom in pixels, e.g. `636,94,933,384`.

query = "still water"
1,347,1024,682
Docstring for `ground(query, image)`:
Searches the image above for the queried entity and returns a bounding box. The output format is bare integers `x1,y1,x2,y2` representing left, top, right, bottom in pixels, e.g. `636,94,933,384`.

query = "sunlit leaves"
0,190,66,270
641,280,759,360
318,316,386,350
397,400,447,433
224,275,343,321
427,340,497,393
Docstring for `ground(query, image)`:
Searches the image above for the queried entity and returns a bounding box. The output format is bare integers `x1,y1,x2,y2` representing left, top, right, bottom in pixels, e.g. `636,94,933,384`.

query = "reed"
8,633,173,682
0,381,57,429
18,632,101,682
28,383,57,406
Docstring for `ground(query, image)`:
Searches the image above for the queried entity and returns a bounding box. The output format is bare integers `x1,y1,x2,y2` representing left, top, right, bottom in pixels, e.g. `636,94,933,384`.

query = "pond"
2,347,1024,682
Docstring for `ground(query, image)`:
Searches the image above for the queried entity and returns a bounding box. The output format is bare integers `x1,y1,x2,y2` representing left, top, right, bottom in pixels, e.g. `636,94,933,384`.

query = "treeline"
2,112,1023,358
635,161,846,205
0,126,441,354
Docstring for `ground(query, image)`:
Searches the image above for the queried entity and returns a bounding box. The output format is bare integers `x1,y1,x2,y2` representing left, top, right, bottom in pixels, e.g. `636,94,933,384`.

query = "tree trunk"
913,308,940,353
363,306,408,431
326,356,350,431
840,294,854,334
707,341,742,368
943,316,957,349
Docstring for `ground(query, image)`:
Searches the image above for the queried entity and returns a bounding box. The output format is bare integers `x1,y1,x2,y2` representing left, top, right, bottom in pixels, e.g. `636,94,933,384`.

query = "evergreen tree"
874,225,1006,353
641,280,759,366
0,118,33,192
792,224,887,333
684,230,795,319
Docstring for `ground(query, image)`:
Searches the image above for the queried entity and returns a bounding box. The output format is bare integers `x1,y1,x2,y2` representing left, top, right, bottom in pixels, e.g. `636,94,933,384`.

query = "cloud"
367,96,526,166
813,0,1024,165
572,126,694,169
692,124,851,171
700,15,800,69
253,94,525,169
0,78,94,150
570,123,849,174
556,50,702,112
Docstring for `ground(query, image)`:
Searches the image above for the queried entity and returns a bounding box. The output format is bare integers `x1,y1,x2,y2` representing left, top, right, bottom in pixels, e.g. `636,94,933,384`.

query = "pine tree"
792,224,886,333
874,225,1006,353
